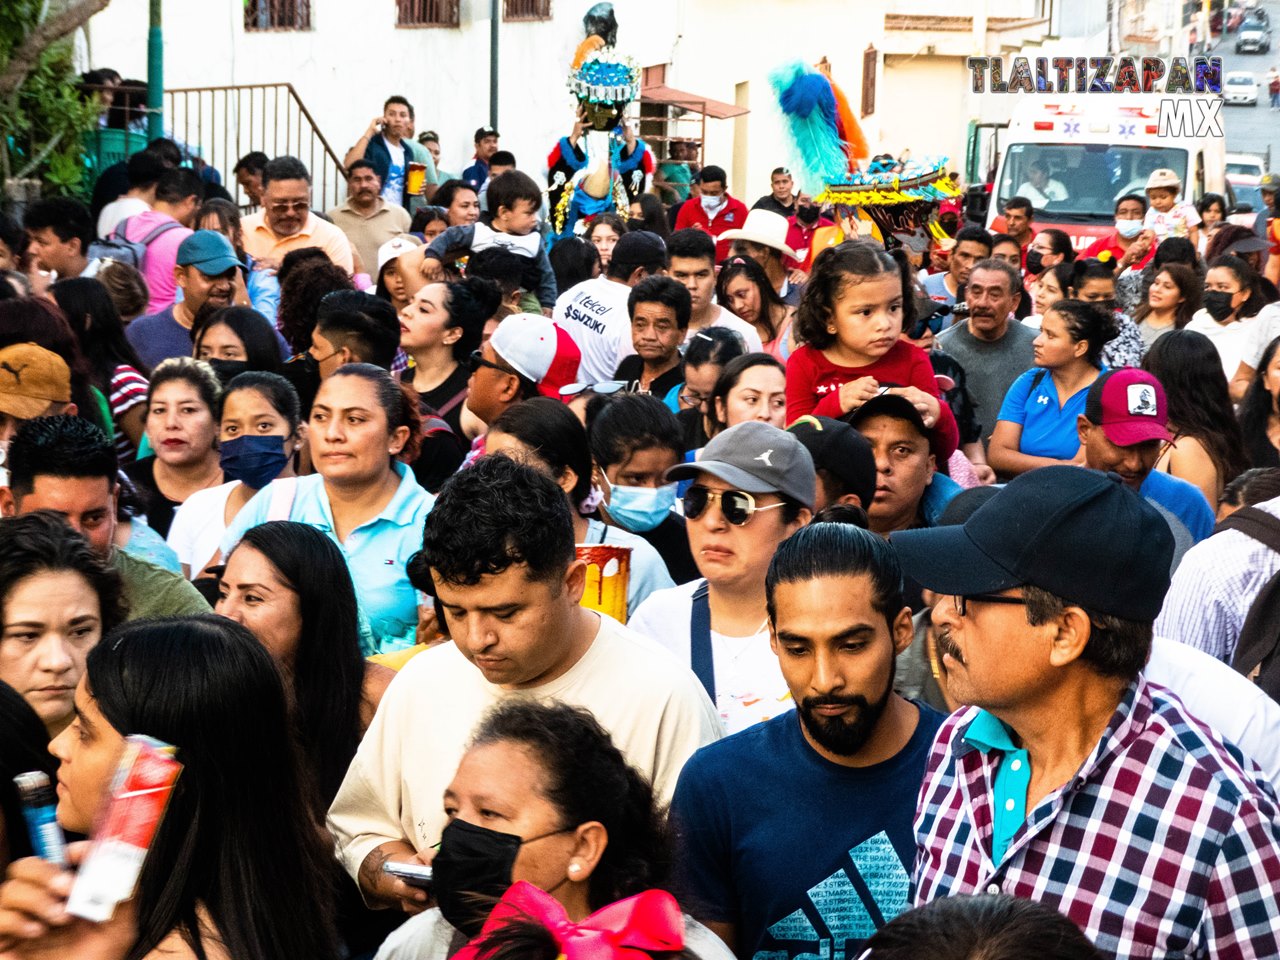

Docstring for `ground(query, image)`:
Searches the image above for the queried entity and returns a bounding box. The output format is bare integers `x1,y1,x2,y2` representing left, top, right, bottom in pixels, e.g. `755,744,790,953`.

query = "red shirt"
1081,233,1155,270
674,194,751,261
785,339,960,459
784,216,835,271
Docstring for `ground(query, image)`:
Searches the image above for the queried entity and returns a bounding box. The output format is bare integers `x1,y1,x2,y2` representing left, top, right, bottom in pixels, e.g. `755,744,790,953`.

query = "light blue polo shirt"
962,709,1031,865
997,367,1102,461
221,462,433,655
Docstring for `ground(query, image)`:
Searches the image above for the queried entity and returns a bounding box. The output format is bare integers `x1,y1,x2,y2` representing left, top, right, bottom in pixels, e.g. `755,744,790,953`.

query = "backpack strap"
435,386,469,418
1213,506,1280,552
1029,368,1048,393
689,581,715,703
266,476,300,522
137,219,184,246
111,216,133,241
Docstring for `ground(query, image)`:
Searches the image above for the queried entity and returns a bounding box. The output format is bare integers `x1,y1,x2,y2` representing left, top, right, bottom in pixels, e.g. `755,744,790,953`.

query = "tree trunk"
0,0,114,100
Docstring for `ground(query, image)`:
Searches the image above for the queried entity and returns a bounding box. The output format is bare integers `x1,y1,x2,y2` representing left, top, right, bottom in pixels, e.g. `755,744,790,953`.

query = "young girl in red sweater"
786,242,958,455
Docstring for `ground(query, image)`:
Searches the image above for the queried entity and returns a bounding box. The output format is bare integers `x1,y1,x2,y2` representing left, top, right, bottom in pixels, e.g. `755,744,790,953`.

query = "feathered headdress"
769,60,869,192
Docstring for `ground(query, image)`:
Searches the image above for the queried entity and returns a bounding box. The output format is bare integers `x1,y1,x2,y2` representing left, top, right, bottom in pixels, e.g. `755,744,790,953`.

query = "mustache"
801,693,870,711
935,626,965,666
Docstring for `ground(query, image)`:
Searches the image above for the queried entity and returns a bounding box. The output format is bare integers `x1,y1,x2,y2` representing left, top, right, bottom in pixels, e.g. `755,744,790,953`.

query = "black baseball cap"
610,230,667,269
787,416,876,510
846,391,957,464
890,466,1173,621
474,126,499,141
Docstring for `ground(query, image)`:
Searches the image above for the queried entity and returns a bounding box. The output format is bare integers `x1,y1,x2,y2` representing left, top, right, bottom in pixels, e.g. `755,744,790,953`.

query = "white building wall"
78,0,884,203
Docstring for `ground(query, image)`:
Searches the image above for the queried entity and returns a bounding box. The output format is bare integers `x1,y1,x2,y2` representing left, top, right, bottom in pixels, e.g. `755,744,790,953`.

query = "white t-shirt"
555,276,635,382
326,613,721,880
1013,180,1067,207
97,197,150,240
1144,202,1201,241
381,136,406,204
684,306,765,353
166,481,240,578
629,579,794,736
1239,302,1280,372
1146,635,1280,784
583,518,674,619
1184,310,1259,381
375,907,735,960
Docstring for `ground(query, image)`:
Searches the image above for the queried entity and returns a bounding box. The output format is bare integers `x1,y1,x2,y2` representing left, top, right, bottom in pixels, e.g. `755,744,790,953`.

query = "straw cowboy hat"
718,209,801,261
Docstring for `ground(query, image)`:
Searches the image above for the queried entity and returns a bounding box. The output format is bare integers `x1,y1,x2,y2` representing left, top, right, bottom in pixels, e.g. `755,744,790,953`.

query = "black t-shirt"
614,355,684,401
636,513,700,584
401,362,470,435
676,406,711,454
751,194,796,218
123,455,189,540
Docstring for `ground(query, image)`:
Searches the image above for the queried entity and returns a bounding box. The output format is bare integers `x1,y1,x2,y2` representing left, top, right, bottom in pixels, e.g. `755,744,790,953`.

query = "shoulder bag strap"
689,581,715,703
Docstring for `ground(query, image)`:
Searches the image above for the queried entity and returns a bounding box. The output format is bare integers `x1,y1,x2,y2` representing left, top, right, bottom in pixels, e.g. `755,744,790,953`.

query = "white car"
1225,71,1260,105
1227,152,1268,178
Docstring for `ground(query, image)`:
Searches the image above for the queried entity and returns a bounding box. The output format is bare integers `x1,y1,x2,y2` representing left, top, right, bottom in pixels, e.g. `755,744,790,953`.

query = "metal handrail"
164,82,349,209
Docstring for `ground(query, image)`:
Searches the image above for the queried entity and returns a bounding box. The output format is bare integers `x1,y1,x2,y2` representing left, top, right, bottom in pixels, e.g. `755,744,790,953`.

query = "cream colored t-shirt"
327,613,721,880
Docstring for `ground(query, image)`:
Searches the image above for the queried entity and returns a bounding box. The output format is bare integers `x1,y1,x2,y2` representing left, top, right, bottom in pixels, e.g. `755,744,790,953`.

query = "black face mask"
1025,249,1045,275
432,819,570,936
206,357,249,387
796,204,820,225
1203,289,1237,322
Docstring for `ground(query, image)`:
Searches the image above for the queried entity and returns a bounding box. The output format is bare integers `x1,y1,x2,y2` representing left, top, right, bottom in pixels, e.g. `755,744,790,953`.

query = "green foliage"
1,10,101,198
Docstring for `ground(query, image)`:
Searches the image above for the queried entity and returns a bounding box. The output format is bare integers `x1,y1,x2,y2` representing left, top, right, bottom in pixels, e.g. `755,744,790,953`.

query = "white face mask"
1115,219,1143,239
701,194,726,216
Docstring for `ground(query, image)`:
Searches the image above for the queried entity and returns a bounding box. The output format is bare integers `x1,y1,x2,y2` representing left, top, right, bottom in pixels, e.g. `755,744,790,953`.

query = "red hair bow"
454,881,686,960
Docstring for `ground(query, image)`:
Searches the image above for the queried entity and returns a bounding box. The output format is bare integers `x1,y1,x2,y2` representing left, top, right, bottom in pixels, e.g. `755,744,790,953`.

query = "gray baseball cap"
666,421,816,509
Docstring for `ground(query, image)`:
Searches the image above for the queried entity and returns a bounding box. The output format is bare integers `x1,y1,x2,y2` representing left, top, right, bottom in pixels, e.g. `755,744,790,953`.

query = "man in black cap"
895,467,1280,959
787,415,876,515
554,230,668,382
462,125,500,191
847,393,961,538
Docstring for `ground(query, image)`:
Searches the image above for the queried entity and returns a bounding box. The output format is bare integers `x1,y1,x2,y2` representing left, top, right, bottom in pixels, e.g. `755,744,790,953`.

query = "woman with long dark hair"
192,305,285,378
1132,263,1201,347
1143,329,1249,503
716,256,792,359
1237,334,1280,469
1187,255,1266,380
628,193,671,241
0,615,341,960
50,277,152,462
0,680,56,870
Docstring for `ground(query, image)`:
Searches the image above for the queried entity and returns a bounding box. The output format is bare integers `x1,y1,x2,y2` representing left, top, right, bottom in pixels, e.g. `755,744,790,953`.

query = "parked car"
1228,6,1247,32
1225,71,1261,105
1245,8,1271,27
1227,152,1268,178
1238,23,1271,51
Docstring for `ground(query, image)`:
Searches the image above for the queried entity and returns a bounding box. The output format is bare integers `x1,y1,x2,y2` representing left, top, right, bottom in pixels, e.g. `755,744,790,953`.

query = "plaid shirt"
913,677,1280,958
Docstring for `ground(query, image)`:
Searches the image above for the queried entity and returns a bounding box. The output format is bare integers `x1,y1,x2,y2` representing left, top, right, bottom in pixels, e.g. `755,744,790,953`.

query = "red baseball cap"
1084,369,1173,447
490,314,582,400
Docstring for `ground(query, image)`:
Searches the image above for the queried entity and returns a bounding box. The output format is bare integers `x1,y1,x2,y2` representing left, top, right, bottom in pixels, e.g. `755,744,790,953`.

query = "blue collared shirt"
220,462,433,654
960,710,1031,865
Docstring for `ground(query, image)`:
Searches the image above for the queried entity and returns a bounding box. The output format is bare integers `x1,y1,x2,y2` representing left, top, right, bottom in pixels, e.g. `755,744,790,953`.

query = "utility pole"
490,0,499,129
146,0,163,139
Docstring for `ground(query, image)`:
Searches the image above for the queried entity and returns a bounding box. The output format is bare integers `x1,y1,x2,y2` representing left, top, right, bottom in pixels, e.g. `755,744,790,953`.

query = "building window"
504,0,551,21
244,0,311,31
862,45,877,118
397,0,460,27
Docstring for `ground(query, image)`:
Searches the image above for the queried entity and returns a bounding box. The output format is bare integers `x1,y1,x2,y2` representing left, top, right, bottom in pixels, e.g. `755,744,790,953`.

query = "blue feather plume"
769,60,849,190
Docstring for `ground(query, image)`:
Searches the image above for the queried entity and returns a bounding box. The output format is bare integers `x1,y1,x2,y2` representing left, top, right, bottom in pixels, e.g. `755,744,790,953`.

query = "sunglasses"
683,485,785,526
468,349,518,377
559,380,631,399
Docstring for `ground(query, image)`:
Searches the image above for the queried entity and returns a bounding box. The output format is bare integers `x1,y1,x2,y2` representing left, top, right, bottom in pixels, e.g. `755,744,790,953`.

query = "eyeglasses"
953,593,1027,618
267,201,310,214
683,485,785,526
677,388,711,409
468,349,517,377
559,380,631,399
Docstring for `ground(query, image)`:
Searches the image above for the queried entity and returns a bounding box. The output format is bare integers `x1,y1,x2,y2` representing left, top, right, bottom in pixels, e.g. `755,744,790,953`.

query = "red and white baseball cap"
1084,368,1173,447
490,314,582,399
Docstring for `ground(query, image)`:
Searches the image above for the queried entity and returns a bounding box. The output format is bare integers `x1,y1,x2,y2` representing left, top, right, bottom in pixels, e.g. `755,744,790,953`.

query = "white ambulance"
985,93,1227,252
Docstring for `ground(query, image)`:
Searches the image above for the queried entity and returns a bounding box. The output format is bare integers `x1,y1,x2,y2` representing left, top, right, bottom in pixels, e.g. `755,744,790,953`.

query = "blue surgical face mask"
220,434,290,490
607,481,678,532
1115,218,1143,239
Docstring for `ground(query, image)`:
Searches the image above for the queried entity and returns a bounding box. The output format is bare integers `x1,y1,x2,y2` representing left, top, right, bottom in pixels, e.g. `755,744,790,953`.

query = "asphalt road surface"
1217,2,1280,171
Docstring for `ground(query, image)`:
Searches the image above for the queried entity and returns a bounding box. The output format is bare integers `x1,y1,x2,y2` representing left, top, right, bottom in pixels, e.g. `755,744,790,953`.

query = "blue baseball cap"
890,467,1173,621
176,230,243,275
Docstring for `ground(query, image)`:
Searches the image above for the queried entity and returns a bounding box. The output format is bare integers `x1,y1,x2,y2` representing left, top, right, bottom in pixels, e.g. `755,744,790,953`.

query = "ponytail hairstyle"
443,275,503,363
326,363,423,462
796,241,900,349
1045,299,1118,368
1068,257,1116,296
468,699,673,908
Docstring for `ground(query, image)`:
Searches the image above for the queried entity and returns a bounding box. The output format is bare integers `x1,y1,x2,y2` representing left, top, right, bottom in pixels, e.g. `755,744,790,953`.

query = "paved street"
1217,0,1280,170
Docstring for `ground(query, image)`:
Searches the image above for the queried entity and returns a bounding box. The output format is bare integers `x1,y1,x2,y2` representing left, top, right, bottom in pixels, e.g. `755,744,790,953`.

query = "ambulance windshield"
996,143,1189,221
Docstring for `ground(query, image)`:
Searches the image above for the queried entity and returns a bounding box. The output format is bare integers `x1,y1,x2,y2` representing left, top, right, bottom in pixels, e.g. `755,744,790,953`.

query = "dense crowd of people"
0,90,1278,960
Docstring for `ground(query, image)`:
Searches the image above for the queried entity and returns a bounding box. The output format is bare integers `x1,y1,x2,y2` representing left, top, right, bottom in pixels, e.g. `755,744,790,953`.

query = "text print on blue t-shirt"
752,831,911,960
